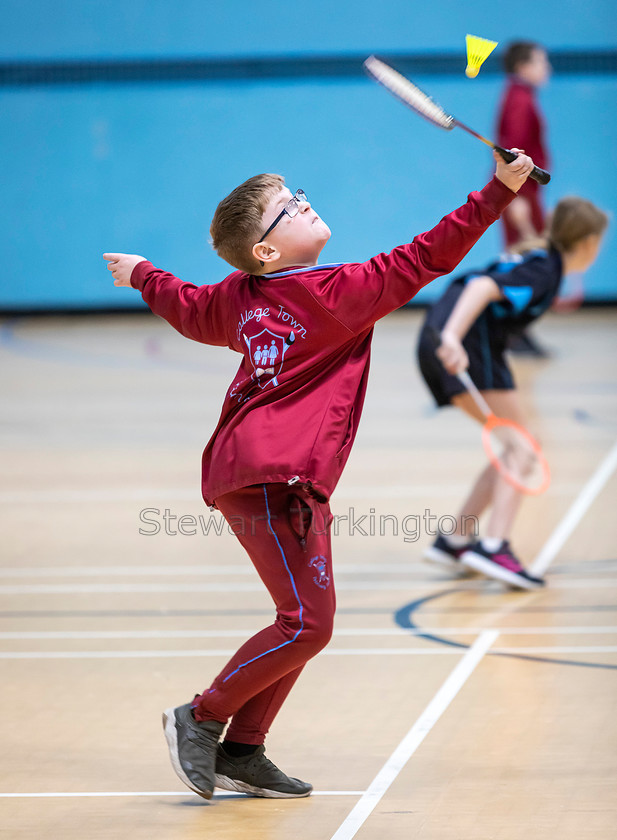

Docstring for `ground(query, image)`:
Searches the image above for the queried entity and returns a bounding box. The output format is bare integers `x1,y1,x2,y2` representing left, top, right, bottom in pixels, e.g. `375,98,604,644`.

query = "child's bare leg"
450,390,543,588
451,389,528,541
453,462,497,535
484,471,524,539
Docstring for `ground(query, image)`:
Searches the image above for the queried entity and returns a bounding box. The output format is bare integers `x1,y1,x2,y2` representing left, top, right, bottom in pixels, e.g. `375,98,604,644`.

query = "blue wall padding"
0,2,615,308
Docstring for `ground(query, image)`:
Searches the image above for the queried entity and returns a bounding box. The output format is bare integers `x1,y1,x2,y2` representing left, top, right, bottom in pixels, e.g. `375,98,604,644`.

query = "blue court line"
219,484,304,684
395,590,617,672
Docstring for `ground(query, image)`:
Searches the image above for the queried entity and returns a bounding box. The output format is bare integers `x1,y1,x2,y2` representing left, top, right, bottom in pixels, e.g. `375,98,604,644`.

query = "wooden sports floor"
1,308,616,840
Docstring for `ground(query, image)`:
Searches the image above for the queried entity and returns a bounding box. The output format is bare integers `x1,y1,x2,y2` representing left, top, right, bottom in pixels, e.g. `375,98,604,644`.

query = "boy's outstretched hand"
103,253,146,287
493,148,534,193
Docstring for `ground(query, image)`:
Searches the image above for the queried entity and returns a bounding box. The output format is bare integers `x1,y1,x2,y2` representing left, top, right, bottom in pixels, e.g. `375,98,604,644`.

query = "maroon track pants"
191,483,336,744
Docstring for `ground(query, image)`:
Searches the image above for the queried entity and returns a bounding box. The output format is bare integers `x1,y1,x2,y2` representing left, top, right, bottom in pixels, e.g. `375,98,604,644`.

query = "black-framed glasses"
258,189,308,243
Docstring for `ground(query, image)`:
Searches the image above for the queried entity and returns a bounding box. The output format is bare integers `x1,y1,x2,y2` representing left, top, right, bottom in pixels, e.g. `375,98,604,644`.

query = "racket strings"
364,56,454,130
364,54,550,185
487,425,547,493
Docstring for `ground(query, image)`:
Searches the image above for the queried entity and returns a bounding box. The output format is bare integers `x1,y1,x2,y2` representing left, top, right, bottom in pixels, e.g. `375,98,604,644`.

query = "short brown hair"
210,174,285,274
503,41,541,74
549,197,609,252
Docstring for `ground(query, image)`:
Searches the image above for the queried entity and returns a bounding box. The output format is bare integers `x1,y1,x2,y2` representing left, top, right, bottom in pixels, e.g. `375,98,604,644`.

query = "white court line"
545,579,617,589
0,578,615,595
0,482,583,504
0,485,471,503
339,484,581,499
1,645,614,662
0,489,200,504
0,581,433,595
0,562,456,578
0,648,469,660
0,565,256,579
0,789,363,799
531,439,617,577
1,562,616,580
329,630,498,840
1,625,616,641
493,645,617,655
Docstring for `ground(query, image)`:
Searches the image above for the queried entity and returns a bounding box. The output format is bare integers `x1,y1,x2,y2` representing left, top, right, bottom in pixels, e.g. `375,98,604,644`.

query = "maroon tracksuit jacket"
131,176,515,506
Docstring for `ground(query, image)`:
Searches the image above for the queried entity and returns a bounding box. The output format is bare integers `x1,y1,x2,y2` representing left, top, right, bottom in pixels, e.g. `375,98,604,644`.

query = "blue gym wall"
1,0,615,309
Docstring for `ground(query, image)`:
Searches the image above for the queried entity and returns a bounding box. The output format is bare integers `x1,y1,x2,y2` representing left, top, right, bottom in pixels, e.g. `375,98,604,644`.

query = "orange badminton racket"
429,329,551,495
456,369,551,495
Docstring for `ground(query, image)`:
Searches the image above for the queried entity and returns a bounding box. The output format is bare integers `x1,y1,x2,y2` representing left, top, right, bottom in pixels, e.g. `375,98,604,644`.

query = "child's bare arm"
438,276,502,374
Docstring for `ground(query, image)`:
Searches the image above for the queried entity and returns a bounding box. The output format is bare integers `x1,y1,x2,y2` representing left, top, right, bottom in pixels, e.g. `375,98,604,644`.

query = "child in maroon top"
104,150,534,802
496,41,551,249
497,42,552,356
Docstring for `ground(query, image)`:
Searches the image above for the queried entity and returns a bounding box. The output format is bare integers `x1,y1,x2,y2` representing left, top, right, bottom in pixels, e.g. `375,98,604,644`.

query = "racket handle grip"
494,146,551,185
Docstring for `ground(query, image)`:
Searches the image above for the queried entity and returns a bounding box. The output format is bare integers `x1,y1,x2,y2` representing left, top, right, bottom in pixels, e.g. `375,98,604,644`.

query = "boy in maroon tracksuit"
104,150,534,801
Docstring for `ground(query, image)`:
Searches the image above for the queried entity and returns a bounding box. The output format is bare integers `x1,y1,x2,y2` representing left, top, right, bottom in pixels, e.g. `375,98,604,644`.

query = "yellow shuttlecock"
465,34,498,78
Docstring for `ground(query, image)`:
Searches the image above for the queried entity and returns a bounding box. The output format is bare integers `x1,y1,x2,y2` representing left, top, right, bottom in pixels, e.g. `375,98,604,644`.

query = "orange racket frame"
457,370,551,496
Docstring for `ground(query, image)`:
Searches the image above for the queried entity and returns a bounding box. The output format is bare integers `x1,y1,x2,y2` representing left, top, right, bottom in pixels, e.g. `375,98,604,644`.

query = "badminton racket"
364,55,551,185
429,327,551,495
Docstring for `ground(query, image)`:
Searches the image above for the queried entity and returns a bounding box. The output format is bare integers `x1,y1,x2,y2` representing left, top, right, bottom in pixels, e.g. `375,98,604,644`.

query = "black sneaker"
215,744,313,799
423,535,472,574
461,541,545,591
162,702,225,799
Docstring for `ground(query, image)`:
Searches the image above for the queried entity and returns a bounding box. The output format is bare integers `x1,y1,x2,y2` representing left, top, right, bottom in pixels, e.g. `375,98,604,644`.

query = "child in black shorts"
417,197,608,590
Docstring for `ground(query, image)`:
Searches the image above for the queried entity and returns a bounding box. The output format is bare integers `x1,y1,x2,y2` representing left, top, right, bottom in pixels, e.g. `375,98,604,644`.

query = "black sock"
222,739,259,758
